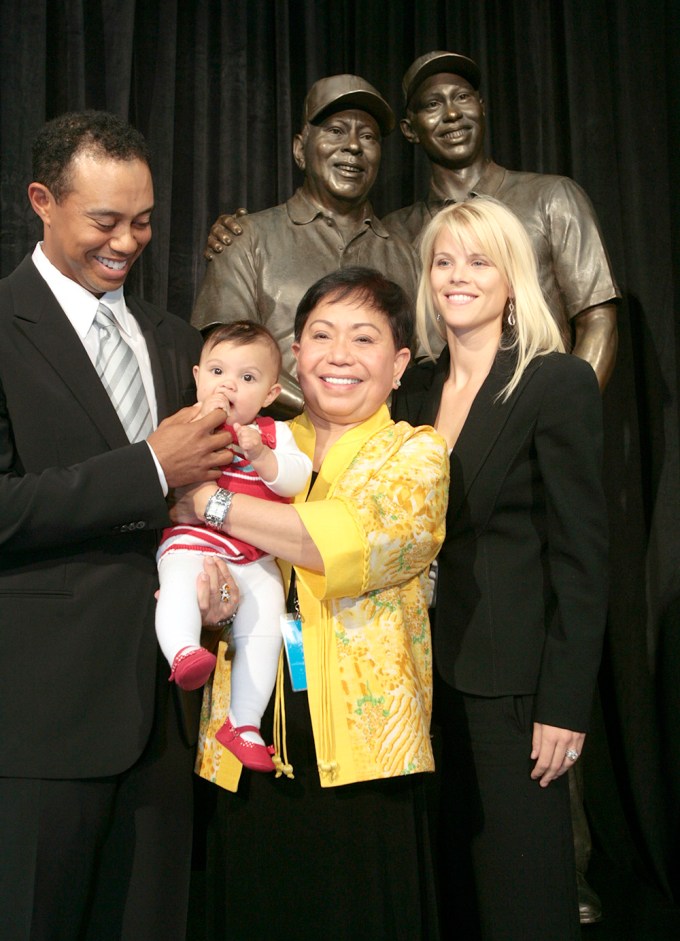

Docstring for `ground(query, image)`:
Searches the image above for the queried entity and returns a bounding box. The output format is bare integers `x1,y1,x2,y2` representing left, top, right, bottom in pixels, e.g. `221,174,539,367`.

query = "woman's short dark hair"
294,267,415,354
32,110,151,203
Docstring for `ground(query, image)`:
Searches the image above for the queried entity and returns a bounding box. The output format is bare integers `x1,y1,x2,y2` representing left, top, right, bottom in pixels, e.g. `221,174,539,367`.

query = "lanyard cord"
285,470,317,617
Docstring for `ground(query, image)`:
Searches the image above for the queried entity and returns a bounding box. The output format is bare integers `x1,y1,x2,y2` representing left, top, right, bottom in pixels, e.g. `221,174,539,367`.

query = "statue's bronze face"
403,73,485,169
294,109,381,209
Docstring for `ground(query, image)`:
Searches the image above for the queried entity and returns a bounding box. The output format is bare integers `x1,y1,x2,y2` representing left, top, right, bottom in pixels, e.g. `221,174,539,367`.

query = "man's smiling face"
403,73,486,170
31,150,154,296
295,109,381,210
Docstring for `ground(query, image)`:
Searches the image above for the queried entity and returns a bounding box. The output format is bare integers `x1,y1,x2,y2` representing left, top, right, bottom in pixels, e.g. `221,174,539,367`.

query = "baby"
156,322,311,771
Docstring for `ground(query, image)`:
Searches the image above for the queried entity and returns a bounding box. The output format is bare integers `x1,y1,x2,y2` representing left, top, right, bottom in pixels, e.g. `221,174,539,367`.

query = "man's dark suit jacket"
392,347,608,732
0,254,202,778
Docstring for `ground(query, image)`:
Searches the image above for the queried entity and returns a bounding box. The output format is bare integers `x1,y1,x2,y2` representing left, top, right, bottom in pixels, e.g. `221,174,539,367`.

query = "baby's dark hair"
202,321,282,375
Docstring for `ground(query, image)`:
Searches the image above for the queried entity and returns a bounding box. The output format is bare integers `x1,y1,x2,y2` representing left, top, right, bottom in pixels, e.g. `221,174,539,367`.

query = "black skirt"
199,667,440,941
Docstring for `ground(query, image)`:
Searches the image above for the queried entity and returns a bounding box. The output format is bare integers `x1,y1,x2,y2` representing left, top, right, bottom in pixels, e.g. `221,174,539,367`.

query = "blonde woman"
393,197,608,941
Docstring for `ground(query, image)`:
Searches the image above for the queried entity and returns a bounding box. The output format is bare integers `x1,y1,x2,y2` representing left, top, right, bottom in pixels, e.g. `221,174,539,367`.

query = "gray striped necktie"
93,302,153,442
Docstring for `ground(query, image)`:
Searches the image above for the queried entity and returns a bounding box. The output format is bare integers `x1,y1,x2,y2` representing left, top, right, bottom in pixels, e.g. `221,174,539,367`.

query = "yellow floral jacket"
195,405,449,790
280,406,448,786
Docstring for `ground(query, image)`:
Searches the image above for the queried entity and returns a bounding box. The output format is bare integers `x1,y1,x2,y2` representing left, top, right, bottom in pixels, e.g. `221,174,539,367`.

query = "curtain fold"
1,0,678,901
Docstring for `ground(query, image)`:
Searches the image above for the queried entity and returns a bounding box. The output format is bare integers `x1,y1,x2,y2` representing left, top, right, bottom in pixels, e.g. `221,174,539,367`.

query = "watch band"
204,488,234,531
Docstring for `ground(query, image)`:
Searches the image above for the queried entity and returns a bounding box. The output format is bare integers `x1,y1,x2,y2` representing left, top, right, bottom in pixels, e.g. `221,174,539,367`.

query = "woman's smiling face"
430,227,509,340
292,294,410,431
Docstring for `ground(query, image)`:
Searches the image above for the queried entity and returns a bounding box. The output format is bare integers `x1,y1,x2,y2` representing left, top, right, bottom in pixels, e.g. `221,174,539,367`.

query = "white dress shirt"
32,243,169,492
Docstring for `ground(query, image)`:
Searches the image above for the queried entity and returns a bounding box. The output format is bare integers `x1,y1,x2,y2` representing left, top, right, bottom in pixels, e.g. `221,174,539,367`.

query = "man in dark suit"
0,111,235,941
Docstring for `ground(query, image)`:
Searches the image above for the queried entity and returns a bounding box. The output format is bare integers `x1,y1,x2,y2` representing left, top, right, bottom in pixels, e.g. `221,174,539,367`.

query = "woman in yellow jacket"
174,266,449,940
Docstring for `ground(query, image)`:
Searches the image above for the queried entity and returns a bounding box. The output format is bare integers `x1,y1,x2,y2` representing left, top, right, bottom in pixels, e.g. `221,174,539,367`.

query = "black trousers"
435,678,580,941
0,684,195,941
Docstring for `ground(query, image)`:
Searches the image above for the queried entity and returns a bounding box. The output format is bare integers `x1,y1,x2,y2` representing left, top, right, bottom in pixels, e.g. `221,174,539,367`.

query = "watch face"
205,489,232,529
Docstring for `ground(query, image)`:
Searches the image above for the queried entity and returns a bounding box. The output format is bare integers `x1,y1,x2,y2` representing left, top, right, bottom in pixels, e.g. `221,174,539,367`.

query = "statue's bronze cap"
402,51,481,105
303,74,395,136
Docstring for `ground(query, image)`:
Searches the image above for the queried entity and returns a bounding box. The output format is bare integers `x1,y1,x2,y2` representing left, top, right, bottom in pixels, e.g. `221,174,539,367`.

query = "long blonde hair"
416,196,564,400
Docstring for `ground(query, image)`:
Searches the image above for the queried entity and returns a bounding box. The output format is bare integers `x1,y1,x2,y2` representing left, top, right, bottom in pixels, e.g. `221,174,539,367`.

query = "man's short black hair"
32,110,151,203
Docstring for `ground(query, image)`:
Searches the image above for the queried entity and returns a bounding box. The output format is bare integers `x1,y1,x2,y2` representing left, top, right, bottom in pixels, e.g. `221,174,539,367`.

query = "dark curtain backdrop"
1,0,679,902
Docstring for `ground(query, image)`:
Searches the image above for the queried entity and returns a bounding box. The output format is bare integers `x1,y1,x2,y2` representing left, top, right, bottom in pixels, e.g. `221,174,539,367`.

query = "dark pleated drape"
1,0,678,904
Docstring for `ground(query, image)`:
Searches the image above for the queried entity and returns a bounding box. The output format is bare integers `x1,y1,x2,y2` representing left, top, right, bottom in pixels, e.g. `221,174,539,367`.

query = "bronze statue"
205,55,618,394
388,51,619,391
192,74,420,415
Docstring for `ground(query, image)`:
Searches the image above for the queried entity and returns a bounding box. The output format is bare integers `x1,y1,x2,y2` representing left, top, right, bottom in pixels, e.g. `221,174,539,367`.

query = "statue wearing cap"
202,54,617,392
191,74,419,415
384,50,620,390
387,49,619,930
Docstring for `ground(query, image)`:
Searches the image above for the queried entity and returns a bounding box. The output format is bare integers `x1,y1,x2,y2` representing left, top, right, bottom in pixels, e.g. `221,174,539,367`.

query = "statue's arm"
194,216,304,418
542,178,619,390
571,302,618,391
192,224,258,331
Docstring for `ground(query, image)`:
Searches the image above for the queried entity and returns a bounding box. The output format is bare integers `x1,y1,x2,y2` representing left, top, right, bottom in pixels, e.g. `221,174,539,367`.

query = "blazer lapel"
448,350,542,520
399,349,449,428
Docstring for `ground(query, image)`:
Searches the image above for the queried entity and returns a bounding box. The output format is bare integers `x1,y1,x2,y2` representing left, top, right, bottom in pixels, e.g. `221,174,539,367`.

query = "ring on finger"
565,748,579,762
219,582,231,604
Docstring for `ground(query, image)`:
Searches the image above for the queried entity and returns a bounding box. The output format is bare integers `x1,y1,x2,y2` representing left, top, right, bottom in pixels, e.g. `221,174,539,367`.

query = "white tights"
156,550,285,733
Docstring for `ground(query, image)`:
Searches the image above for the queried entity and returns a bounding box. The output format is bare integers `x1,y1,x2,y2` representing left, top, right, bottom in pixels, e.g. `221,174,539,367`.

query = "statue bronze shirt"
382,161,621,342
192,188,420,379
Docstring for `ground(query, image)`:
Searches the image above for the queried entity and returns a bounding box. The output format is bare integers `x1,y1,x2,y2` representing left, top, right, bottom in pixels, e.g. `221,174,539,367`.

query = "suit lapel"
399,350,449,428
128,296,174,421
448,350,542,520
10,257,185,445
11,258,132,449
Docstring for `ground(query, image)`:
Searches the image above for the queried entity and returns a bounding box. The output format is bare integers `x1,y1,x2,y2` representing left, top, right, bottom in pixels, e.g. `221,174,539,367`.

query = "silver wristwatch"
204,488,234,531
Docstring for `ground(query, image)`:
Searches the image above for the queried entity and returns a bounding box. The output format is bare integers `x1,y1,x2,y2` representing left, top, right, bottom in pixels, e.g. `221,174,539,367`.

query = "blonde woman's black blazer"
392,347,608,732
